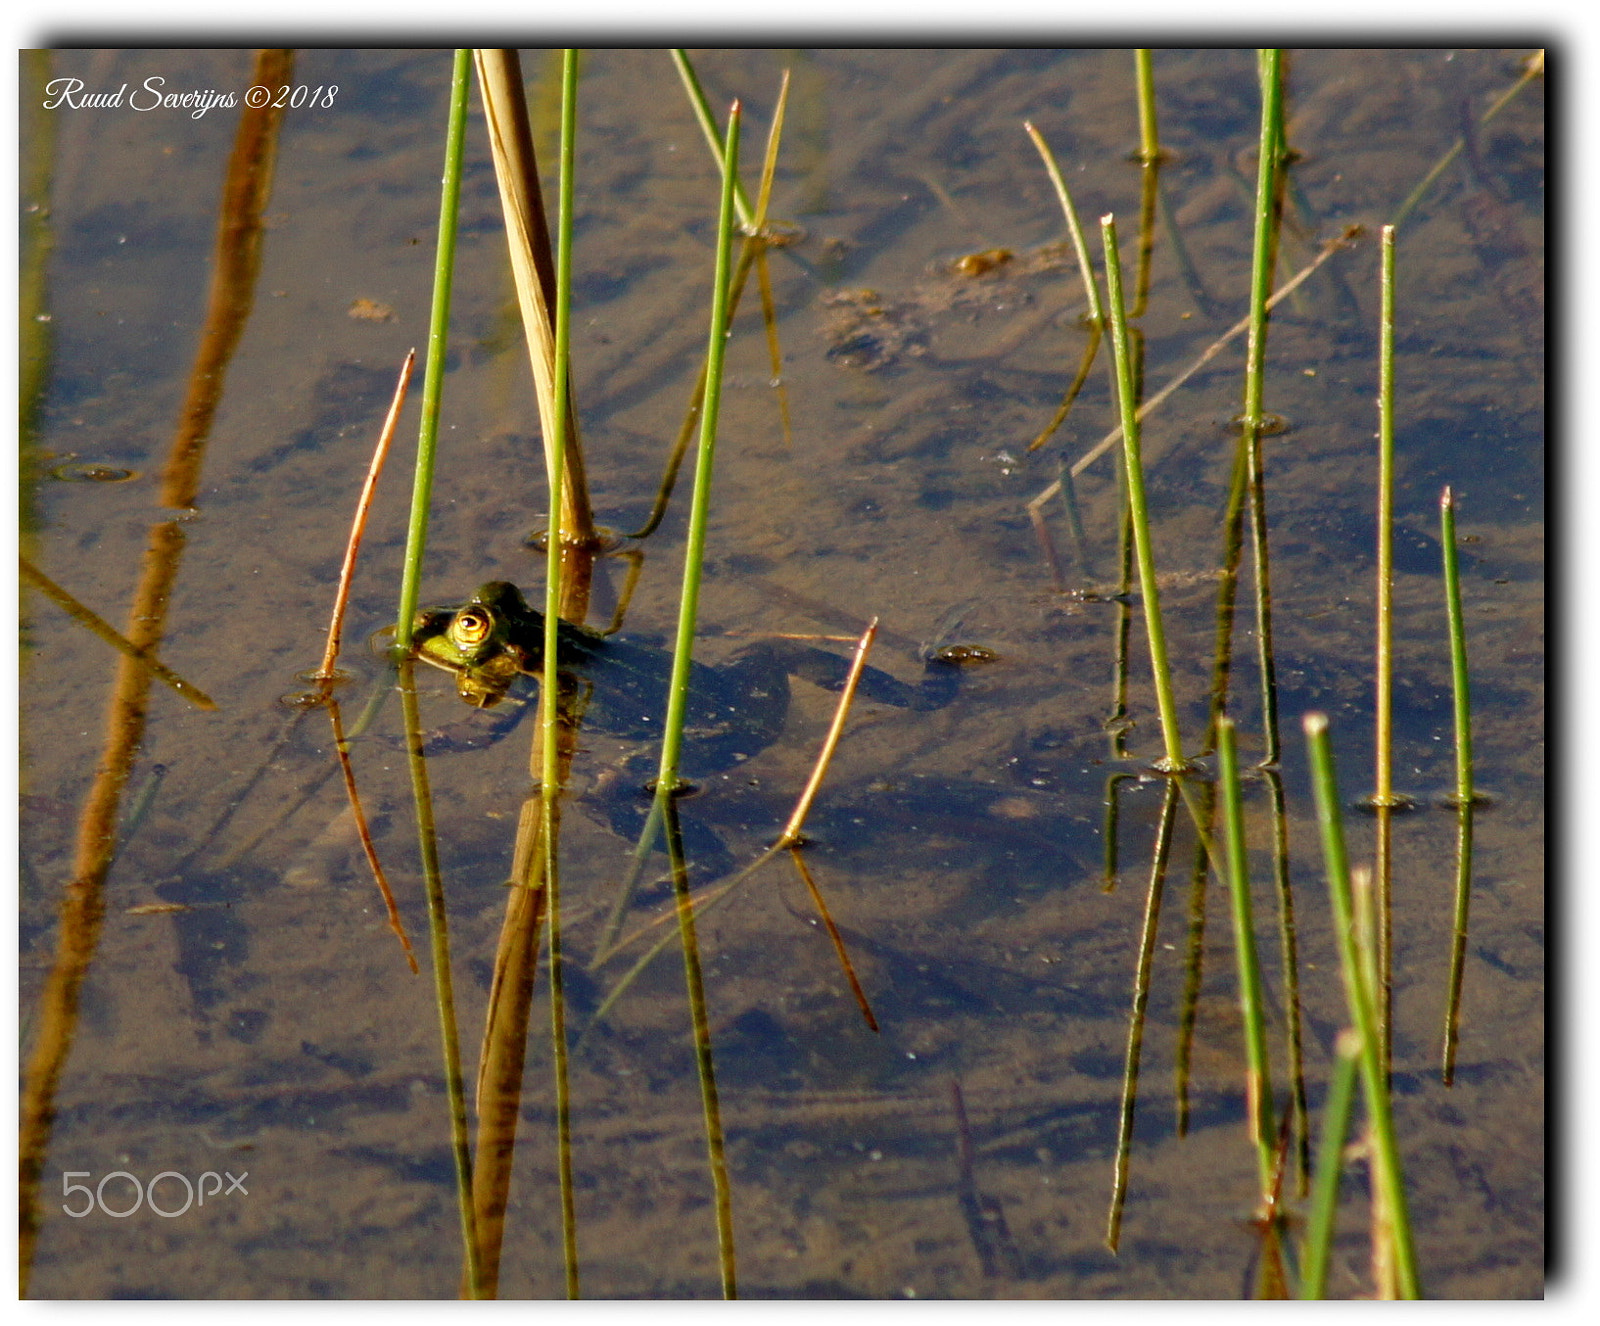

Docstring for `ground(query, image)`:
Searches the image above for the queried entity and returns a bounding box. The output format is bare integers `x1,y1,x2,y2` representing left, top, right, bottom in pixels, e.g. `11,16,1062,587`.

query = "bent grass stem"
1100,212,1186,772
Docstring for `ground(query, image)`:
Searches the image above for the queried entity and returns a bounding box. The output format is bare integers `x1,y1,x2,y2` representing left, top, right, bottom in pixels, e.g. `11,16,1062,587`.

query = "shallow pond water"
19,47,1542,1298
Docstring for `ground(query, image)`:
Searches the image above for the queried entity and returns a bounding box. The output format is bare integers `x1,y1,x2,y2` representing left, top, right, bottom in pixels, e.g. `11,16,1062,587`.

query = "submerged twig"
20,556,216,711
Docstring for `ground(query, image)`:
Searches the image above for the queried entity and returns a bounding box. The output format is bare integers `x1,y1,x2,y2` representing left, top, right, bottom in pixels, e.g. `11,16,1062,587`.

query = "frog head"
411,581,544,708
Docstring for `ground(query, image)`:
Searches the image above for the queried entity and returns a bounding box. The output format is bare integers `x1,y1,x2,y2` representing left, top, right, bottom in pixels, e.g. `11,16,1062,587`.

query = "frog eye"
450,608,493,649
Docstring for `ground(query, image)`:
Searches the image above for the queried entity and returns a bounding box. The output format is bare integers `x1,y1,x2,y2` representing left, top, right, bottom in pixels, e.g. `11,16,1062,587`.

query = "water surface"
19,47,1543,1298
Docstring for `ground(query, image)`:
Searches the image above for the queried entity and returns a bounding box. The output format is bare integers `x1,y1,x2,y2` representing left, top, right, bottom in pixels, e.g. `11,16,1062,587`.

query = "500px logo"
62,1169,248,1218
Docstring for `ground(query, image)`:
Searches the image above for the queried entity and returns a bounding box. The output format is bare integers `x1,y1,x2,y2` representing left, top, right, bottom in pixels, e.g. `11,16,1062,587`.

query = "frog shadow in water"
409,581,991,878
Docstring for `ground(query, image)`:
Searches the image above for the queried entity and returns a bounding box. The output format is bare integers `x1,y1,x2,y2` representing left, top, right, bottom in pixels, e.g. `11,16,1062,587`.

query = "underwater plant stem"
1100,213,1186,772
1217,719,1277,1192
20,556,215,710
659,800,737,1296
1390,50,1543,232
657,102,741,792
396,50,470,652
398,657,482,1298
1303,713,1420,1298
1106,778,1179,1252
1264,769,1311,1192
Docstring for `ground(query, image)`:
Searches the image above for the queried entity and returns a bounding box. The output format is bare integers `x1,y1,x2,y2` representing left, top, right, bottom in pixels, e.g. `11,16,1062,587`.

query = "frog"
408,581,987,867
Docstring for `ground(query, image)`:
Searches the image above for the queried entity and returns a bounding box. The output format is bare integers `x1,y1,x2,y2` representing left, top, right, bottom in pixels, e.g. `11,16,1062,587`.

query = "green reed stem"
1217,718,1276,1192
1299,1028,1361,1298
1440,487,1475,808
388,52,479,1296
1440,485,1476,1083
1302,713,1420,1298
1242,48,1285,766
398,655,481,1297
657,102,741,792
671,49,756,229
395,49,470,652
1100,213,1186,772
1133,50,1161,164
541,48,577,814
542,47,581,1299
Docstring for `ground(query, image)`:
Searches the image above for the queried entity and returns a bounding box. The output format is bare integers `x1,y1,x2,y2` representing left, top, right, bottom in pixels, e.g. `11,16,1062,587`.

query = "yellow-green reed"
1023,121,1115,461
1299,1028,1361,1298
395,49,470,652
1439,486,1476,810
1303,712,1419,1297
1372,224,1400,1066
1439,485,1476,1083
1216,717,1277,1192
541,46,581,1299
1374,223,1398,807
1099,213,1187,772
1024,122,1104,326
1133,49,1161,165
